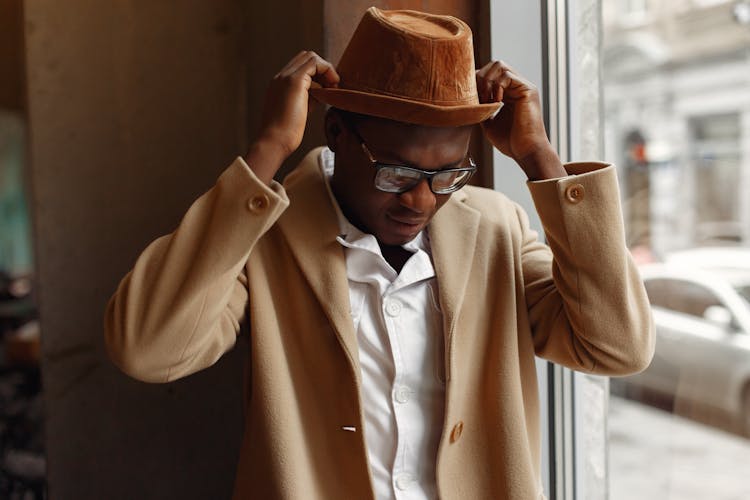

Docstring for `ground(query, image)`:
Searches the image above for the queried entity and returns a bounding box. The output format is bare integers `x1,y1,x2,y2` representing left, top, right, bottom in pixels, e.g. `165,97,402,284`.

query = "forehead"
355,116,473,168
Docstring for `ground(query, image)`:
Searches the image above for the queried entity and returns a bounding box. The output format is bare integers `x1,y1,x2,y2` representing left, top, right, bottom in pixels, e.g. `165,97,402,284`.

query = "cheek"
430,195,452,216
366,193,398,220
347,185,395,228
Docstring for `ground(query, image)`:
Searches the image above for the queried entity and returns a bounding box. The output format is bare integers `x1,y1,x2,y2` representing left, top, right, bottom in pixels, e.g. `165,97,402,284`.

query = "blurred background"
603,1,750,499
1,0,42,496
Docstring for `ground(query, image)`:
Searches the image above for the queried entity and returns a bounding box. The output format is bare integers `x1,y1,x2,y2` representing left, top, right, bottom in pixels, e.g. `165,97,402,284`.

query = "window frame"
489,1,607,498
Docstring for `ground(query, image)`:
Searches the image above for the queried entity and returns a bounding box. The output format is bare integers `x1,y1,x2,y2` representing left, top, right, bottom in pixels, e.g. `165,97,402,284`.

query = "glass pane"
603,0,750,498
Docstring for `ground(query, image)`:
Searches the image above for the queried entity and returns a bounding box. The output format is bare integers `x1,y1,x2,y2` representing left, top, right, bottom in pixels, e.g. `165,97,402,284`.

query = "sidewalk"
609,396,750,500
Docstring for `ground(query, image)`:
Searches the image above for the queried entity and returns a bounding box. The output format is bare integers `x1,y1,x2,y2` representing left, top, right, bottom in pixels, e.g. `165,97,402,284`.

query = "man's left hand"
476,61,566,180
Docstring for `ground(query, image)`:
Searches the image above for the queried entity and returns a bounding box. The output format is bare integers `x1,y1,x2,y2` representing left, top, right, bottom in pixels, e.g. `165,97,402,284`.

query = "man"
105,7,654,500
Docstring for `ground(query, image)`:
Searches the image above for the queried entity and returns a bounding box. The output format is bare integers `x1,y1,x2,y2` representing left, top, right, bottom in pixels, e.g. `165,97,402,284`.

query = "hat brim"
310,87,502,127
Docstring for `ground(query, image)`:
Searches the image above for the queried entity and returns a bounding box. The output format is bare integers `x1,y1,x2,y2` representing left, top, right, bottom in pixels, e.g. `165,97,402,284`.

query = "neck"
379,243,413,274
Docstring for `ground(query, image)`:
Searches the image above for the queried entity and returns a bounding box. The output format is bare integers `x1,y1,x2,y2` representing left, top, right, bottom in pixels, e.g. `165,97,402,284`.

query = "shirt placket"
382,254,437,499
382,286,415,498
335,217,439,500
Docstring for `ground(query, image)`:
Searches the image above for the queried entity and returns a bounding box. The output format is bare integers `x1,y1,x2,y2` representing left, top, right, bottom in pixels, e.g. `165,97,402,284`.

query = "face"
326,111,473,246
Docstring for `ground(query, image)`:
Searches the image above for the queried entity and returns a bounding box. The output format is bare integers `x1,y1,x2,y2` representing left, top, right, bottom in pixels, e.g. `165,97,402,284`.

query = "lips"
387,213,425,227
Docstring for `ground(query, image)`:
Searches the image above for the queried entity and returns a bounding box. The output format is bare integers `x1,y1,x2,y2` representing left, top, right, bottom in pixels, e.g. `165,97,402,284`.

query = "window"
618,0,650,25
603,0,750,497
622,0,648,16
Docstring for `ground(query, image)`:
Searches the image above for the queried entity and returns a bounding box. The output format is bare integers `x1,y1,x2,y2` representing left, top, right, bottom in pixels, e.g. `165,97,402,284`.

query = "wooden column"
25,1,250,498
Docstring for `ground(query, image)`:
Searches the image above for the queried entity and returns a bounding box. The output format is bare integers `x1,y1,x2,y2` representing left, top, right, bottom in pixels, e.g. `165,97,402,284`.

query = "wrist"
245,137,289,185
517,145,566,181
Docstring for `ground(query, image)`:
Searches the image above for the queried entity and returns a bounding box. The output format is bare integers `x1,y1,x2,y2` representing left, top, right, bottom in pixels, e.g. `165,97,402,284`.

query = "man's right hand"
246,51,339,185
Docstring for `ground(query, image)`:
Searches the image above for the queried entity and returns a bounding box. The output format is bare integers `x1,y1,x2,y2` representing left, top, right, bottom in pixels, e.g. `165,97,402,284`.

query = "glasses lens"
375,166,421,192
432,169,473,193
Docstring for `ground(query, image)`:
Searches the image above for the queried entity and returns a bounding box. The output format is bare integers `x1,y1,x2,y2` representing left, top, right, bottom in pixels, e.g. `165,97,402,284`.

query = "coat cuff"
222,156,289,230
526,162,620,231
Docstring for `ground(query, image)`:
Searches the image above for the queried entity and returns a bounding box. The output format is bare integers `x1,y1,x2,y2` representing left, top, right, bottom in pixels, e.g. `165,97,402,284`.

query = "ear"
324,108,345,153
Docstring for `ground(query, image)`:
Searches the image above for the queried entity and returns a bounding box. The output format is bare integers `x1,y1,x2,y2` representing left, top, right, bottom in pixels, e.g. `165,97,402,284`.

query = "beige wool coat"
105,147,654,500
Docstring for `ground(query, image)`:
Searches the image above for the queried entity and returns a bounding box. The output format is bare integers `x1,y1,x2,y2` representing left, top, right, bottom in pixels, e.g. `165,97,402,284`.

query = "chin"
377,228,421,247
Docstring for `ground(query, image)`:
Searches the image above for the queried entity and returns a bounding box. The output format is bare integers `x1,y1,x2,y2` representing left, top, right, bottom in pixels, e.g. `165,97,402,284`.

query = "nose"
398,179,435,214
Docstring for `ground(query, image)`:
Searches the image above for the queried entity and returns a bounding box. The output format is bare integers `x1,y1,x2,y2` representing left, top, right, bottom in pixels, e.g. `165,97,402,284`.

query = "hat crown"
336,7,479,106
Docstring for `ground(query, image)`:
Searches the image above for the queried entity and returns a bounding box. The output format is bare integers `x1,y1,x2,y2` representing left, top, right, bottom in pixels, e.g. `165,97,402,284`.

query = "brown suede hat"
309,7,501,127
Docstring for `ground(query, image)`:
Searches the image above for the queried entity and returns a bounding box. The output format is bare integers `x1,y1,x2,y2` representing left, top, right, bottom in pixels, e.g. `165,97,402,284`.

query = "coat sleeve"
104,157,289,383
521,162,655,376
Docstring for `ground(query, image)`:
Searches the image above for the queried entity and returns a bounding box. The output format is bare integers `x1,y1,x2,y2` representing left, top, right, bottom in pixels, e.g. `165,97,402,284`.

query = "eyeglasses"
353,130,477,195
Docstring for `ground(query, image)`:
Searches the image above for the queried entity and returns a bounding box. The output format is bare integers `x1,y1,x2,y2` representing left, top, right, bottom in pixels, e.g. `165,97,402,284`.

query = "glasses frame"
350,128,477,195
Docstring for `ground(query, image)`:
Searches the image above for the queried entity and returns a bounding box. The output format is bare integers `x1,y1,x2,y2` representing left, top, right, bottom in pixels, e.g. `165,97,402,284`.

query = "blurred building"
602,0,750,257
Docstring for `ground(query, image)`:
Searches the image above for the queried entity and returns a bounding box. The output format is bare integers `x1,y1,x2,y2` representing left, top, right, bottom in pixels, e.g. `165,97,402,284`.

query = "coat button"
450,420,464,443
565,183,585,204
247,194,270,214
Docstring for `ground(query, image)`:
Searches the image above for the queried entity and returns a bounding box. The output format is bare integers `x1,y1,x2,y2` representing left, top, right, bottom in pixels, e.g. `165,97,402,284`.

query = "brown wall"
323,0,478,64
0,0,24,110
24,1,487,498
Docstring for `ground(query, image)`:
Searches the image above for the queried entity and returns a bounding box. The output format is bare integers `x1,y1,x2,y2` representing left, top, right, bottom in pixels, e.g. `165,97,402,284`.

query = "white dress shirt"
320,148,446,500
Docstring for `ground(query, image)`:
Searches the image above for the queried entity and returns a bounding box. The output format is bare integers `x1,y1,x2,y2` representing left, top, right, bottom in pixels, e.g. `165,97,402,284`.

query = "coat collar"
277,147,480,378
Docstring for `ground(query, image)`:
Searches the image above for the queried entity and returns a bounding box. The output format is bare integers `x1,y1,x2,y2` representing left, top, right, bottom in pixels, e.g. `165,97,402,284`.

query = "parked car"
615,261,750,436
666,245,750,273
665,246,750,307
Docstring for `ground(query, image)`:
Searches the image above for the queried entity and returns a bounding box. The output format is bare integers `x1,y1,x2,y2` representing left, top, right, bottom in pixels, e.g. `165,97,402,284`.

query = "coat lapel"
277,148,360,373
428,190,480,381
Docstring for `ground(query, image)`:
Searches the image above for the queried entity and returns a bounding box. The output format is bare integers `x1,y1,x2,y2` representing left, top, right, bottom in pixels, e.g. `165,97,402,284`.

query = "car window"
644,278,723,318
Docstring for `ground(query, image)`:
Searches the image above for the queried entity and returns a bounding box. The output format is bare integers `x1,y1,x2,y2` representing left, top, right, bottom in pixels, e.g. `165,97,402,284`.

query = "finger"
481,60,536,89
276,50,316,78
476,61,510,103
499,69,537,100
491,78,505,103
476,61,497,102
308,55,340,88
498,62,537,90
504,69,535,91
493,61,536,91
475,60,498,78
496,60,519,74
489,66,512,102
291,53,340,89
277,51,335,82
476,72,492,103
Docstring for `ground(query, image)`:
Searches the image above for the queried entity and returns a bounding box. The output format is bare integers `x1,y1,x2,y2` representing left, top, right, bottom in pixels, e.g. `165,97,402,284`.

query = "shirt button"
565,183,585,204
394,385,410,404
384,299,402,317
395,473,414,491
247,194,270,214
